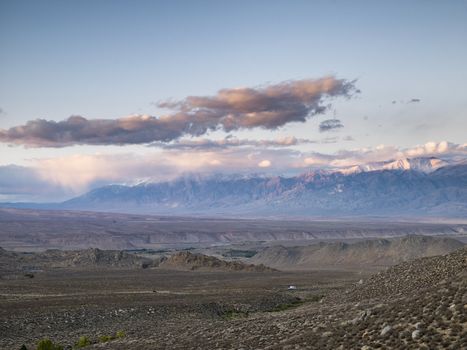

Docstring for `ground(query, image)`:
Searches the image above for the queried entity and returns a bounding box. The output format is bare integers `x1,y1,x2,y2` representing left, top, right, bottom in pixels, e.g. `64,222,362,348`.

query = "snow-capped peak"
338,157,448,175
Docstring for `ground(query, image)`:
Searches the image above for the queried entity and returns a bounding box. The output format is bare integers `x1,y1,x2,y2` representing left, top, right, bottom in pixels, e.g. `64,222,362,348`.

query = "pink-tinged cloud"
258,160,272,168
302,141,467,168
0,77,357,147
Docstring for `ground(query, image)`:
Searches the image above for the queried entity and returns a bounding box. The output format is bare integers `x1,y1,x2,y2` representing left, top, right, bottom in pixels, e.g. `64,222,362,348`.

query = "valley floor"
1,248,466,350
0,268,360,349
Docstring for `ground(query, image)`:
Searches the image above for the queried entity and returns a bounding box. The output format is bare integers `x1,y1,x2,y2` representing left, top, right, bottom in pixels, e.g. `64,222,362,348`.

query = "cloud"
0,77,357,147
258,160,272,168
25,148,300,198
319,118,344,132
150,136,320,150
302,141,467,168
408,98,421,103
405,141,456,157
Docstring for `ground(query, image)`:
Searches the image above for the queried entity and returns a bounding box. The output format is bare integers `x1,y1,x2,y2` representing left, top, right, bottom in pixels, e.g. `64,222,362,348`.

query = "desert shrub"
99,335,113,343
115,330,126,338
75,336,91,348
20,345,28,350
36,339,63,350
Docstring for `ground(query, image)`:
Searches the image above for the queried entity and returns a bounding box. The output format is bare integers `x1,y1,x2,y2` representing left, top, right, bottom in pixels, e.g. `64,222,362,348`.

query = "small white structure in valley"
287,285,297,290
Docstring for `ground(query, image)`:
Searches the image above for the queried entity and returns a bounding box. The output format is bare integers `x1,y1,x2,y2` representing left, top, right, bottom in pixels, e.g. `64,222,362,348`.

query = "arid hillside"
251,235,465,270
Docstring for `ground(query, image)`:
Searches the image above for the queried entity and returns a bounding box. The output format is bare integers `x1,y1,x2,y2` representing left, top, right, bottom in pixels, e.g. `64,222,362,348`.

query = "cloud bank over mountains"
0,141,465,202
0,77,356,147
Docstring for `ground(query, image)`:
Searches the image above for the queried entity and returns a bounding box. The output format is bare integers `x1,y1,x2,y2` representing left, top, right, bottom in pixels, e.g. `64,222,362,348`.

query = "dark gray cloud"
0,77,357,147
408,98,421,103
319,119,344,132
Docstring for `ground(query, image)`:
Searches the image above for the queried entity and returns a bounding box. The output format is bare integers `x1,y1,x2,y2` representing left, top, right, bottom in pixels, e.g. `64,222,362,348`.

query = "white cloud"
258,160,272,168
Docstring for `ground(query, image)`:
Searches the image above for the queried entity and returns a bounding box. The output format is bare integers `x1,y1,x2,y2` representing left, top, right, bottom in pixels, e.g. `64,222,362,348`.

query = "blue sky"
0,0,466,201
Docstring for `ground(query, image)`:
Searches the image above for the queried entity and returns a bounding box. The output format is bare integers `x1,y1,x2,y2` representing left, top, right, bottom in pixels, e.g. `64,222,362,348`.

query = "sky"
0,0,466,201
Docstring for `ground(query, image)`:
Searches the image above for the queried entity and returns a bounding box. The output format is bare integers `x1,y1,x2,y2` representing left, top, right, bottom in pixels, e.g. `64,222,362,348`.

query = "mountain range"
57,157,467,217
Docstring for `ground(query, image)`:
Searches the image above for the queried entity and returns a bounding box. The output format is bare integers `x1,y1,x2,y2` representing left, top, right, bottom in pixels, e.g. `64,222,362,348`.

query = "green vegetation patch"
268,299,304,312
116,330,126,338
221,309,250,320
75,336,91,348
99,335,114,343
36,339,63,350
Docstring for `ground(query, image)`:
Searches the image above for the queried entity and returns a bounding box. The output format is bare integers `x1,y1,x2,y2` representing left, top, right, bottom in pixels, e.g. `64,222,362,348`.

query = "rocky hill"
158,251,276,272
251,235,465,269
0,248,152,274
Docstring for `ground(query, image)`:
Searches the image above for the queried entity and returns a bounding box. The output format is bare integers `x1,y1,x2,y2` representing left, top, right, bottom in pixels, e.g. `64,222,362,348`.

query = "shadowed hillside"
251,235,465,270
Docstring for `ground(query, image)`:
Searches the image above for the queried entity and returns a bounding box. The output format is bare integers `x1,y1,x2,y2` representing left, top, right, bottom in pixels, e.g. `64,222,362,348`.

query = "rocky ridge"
159,251,277,272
